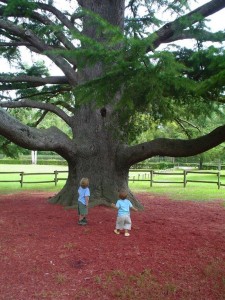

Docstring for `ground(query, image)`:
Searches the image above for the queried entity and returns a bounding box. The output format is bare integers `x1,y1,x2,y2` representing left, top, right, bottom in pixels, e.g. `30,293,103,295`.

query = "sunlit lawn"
0,164,68,193
129,169,225,202
130,181,225,202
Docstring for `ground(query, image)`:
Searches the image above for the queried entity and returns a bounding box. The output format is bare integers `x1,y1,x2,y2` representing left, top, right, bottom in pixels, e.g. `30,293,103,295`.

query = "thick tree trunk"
49,105,143,209
49,158,139,208
49,0,144,209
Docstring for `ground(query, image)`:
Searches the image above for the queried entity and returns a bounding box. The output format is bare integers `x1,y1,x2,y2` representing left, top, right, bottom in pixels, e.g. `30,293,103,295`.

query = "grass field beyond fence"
0,165,68,193
129,169,225,202
0,165,224,202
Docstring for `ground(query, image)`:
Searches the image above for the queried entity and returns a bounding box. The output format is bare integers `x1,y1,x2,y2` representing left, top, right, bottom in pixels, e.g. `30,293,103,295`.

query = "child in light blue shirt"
111,190,138,237
78,178,90,225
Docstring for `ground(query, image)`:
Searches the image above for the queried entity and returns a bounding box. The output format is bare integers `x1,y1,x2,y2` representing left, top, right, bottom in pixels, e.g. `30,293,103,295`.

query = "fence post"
150,170,153,187
54,171,58,186
184,170,186,188
218,171,220,189
20,172,24,188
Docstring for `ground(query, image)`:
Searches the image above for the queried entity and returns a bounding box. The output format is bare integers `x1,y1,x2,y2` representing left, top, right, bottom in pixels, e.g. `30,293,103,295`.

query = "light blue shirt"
78,186,90,205
116,199,133,216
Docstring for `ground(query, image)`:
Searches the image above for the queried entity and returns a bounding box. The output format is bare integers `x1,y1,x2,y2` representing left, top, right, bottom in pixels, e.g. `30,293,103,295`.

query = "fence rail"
129,170,224,189
0,169,224,189
0,171,68,187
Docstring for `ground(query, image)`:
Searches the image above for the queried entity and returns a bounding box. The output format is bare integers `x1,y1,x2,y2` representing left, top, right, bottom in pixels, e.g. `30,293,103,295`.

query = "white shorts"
116,215,132,230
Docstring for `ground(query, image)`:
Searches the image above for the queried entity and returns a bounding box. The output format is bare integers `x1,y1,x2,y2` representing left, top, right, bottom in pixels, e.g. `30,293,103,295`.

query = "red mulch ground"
0,192,225,300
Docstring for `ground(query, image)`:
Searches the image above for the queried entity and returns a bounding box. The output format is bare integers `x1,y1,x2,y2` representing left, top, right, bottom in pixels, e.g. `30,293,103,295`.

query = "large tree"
0,0,225,207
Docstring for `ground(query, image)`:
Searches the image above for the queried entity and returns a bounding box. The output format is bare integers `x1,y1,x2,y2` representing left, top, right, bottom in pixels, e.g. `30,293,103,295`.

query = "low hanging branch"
0,99,72,126
119,124,225,167
0,75,70,86
0,108,74,157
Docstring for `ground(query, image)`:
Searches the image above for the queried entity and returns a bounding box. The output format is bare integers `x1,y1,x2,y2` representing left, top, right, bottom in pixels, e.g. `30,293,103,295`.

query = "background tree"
0,0,225,207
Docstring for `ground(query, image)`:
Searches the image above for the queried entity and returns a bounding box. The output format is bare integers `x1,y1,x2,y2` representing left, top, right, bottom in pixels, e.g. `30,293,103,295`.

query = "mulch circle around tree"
0,192,225,300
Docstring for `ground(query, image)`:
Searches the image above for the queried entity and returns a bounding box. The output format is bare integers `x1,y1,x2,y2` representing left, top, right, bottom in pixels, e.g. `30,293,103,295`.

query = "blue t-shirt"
116,199,133,216
78,186,90,205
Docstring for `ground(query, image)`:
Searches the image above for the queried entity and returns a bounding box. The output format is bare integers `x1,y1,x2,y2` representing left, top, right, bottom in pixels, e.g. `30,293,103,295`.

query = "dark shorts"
78,201,88,216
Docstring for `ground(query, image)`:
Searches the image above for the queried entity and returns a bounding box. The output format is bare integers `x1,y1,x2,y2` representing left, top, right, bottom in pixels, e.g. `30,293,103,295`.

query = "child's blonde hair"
80,178,89,188
118,190,128,200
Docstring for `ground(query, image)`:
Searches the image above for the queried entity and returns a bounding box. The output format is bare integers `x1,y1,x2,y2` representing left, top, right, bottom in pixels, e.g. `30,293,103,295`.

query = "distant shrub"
130,162,175,170
0,159,67,166
130,161,225,170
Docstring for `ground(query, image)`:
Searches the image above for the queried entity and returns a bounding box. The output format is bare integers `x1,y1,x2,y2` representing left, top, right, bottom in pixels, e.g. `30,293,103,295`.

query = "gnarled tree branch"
147,0,225,50
118,124,225,167
0,5,78,66
0,108,74,159
0,19,78,85
36,2,79,32
0,99,72,126
0,75,70,86
164,29,225,44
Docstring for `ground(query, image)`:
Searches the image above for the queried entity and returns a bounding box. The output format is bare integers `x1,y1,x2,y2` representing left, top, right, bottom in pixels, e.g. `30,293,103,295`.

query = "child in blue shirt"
111,190,138,237
78,178,90,225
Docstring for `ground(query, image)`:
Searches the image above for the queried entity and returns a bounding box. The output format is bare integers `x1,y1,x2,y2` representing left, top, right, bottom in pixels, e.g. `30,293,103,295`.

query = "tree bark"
49,156,138,208
49,100,143,208
48,0,139,208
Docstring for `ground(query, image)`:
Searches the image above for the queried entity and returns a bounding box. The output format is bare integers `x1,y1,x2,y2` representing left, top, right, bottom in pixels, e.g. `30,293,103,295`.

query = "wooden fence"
129,170,225,189
0,169,225,189
0,170,68,187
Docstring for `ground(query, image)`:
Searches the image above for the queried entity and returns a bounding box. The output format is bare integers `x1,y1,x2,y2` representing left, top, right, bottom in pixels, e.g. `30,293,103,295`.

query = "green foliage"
27,22,64,46
0,0,225,150
124,0,190,37
175,46,225,99
36,112,72,137
0,136,22,158
0,108,35,157
0,45,20,62
3,0,37,16
71,38,224,144
66,15,224,139
131,161,175,169
19,61,49,77
55,19,124,74
0,158,67,165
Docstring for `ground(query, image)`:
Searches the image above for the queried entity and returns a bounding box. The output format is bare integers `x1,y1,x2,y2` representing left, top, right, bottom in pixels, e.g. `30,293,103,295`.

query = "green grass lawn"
0,165,224,203
0,164,68,193
130,181,225,202
129,169,225,202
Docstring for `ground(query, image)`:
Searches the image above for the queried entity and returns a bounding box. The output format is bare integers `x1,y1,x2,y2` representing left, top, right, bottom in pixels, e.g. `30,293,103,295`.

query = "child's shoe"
78,220,86,225
82,217,87,224
114,229,120,235
124,232,130,237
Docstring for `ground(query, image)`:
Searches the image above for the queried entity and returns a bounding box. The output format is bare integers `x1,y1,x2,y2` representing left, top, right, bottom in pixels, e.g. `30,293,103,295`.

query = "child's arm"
131,206,138,212
111,203,118,209
85,196,89,206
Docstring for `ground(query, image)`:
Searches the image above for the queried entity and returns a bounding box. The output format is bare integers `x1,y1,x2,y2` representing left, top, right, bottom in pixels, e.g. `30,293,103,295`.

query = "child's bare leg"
79,215,84,221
